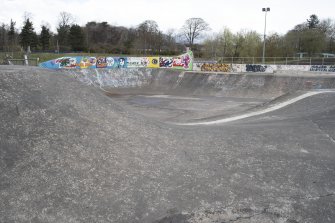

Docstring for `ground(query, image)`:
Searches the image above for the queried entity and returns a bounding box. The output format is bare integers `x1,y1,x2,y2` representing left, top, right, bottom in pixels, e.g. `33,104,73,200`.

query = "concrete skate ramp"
62,68,335,98
61,68,335,123
1,66,335,223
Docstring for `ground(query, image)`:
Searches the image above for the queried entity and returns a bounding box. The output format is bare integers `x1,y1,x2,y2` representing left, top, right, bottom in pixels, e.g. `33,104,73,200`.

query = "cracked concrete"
310,119,335,144
1,66,335,223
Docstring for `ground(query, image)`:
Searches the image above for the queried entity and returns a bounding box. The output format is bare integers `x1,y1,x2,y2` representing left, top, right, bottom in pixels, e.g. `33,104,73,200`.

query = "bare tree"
136,20,160,54
23,11,33,21
57,12,74,51
58,12,74,29
180,18,210,48
165,28,177,53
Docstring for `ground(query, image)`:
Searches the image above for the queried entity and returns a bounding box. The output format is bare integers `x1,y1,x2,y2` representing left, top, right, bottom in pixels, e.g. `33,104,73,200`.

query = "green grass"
1,51,181,64
1,52,125,63
30,53,115,63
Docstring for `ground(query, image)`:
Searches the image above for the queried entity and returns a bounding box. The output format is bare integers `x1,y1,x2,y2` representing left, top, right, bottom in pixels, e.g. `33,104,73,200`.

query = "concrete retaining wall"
39,51,193,71
62,68,335,99
194,63,335,73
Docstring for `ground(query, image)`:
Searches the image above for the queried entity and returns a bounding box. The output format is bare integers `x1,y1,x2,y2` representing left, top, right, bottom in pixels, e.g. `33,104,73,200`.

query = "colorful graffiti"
106,57,115,67
127,57,144,68
195,63,276,73
201,63,231,72
54,57,77,68
117,58,127,68
147,57,160,68
44,53,335,73
39,50,194,71
96,57,107,68
160,57,173,68
172,53,192,70
79,57,97,68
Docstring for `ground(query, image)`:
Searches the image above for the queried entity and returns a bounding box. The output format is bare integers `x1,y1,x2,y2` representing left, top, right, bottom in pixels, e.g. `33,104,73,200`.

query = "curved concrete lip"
172,90,335,126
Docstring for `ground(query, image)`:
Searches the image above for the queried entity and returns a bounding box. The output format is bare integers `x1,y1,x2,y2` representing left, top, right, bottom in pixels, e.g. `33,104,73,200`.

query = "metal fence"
1,56,40,66
207,57,335,65
1,51,335,67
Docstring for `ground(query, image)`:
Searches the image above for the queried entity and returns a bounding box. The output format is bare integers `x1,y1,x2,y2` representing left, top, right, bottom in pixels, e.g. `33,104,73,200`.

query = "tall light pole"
262,7,270,64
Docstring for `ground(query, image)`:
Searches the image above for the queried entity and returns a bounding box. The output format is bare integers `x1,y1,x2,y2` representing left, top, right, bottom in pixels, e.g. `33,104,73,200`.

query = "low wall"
40,51,335,73
60,68,335,99
39,51,193,71
193,63,335,73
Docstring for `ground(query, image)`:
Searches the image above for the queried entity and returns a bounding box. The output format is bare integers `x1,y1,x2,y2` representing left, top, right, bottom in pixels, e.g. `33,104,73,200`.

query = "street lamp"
262,7,270,64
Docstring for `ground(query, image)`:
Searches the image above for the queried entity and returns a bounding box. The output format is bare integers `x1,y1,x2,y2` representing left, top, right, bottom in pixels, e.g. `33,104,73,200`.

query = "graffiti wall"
310,65,335,72
39,50,193,71
40,56,128,69
160,57,173,68
201,63,232,72
40,54,335,73
273,65,310,71
194,63,271,73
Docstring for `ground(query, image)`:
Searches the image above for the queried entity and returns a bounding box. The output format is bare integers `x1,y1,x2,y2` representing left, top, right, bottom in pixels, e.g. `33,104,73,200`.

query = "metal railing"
1,57,40,66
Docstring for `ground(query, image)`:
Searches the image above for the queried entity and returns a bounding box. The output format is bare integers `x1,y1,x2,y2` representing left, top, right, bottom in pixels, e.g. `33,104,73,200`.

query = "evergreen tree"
40,25,51,50
69,24,85,51
307,14,320,29
56,12,73,51
57,25,70,51
8,19,16,49
0,23,7,51
19,18,36,51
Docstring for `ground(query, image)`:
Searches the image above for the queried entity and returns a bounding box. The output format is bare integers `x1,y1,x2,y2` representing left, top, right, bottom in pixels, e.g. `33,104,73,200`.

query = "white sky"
1,0,335,36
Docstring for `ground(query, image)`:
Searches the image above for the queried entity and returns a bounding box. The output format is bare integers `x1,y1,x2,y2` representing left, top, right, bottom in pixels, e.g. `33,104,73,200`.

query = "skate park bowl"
1,65,335,223
61,67,335,125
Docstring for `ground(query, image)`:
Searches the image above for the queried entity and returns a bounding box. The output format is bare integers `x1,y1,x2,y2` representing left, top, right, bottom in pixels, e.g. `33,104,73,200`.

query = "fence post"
286,57,287,65
24,55,28,66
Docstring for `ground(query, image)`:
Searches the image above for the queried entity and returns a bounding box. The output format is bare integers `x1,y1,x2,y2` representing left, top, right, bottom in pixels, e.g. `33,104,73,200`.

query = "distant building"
296,52,335,58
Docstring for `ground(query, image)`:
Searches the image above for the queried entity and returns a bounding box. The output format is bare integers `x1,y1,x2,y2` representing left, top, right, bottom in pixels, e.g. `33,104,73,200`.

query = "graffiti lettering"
328,65,335,72
310,65,335,72
246,64,267,72
55,57,77,68
160,57,173,68
127,61,140,66
127,58,142,67
201,63,231,72
173,57,183,67
310,65,328,72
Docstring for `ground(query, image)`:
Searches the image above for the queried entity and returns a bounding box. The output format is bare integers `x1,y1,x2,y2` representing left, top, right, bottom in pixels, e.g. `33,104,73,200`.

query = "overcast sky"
1,0,335,35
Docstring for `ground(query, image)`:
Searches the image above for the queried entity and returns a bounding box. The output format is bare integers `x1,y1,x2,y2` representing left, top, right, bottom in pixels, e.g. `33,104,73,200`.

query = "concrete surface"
1,66,335,223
